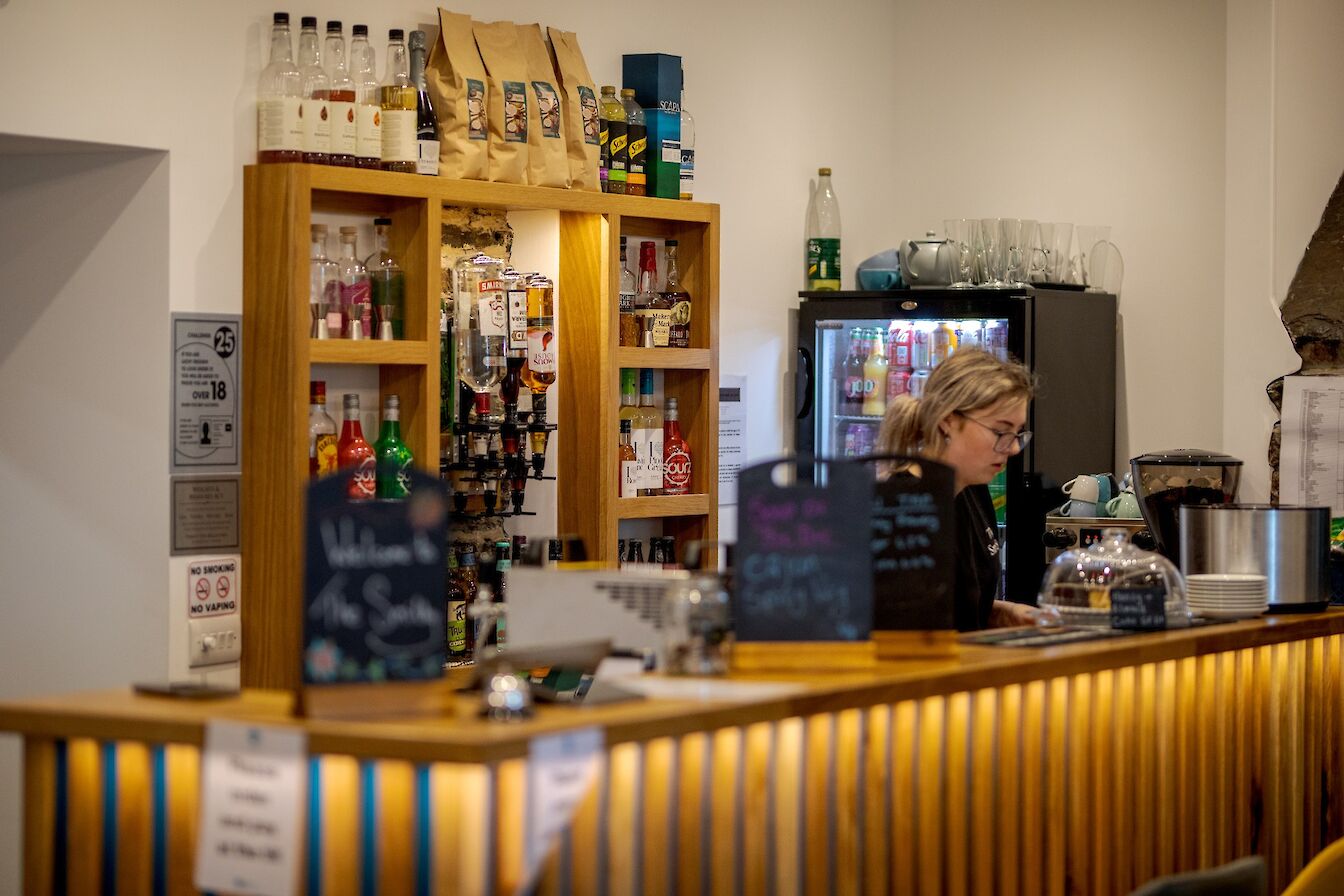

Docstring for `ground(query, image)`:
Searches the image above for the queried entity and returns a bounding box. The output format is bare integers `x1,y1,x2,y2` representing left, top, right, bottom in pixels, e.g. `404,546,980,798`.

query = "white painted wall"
4,0,1343,889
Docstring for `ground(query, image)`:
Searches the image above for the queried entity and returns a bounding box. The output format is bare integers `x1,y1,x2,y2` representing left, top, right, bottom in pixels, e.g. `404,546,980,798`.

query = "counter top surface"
4,610,1341,763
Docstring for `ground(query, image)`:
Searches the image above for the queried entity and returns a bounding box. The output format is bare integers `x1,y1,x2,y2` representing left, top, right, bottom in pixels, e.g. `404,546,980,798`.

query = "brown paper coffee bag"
546,27,601,191
472,20,529,185
516,24,570,189
425,9,489,180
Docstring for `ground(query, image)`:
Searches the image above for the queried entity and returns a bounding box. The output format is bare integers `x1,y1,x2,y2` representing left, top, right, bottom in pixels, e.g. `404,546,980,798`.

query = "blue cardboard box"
645,109,681,199
622,53,683,113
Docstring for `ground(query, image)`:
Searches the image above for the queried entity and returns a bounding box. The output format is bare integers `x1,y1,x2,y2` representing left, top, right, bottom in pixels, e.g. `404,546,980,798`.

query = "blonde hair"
876,349,1034,462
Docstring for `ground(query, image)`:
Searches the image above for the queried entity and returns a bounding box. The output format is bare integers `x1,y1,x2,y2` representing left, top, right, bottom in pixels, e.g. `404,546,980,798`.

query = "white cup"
1063,475,1100,504
1064,499,1098,518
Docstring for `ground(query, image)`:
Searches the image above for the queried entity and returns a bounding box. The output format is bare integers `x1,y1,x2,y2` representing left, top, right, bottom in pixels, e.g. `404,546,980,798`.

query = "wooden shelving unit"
241,164,719,689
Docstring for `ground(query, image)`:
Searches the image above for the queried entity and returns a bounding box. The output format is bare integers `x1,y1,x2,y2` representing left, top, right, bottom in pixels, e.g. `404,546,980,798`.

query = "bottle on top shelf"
600,86,627,194
349,24,381,169
374,394,414,499
663,397,691,495
337,393,375,500
635,369,663,495
296,17,331,165
408,30,440,176
806,167,841,290
365,218,404,339
679,90,695,201
323,21,358,167
309,224,339,338
256,12,303,163
379,29,417,173
308,380,338,476
663,240,691,348
621,89,647,196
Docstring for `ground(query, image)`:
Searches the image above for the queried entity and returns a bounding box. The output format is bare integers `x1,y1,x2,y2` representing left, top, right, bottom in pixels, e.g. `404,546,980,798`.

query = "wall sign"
866,457,956,631
171,313,241,474
171,475,241,553
189,557,239,618
302,469,448,684
734,456,873,642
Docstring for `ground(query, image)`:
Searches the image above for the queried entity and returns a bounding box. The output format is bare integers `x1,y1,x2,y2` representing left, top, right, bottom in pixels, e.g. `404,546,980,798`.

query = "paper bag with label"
425,9,489,180
472,20,530,184
546,26,601,191
515,24,570,188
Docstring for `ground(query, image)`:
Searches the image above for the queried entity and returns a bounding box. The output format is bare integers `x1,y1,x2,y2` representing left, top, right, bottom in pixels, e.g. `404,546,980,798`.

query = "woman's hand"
990,599,1039,628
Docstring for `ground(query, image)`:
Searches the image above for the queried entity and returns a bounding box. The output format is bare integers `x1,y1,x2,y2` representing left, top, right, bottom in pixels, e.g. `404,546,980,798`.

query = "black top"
954,484,1001,631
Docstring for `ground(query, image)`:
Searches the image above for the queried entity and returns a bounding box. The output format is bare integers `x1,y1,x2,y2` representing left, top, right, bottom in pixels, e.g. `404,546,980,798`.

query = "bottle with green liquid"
366,217,405,338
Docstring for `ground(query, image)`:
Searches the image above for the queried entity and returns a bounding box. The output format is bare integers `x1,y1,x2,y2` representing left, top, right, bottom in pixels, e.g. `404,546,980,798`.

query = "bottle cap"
621,88,636,97
620,419,631,432
273,12,289,25
310,380,326,400
352,24,368,36
301,16,317,28
326,20,342,32
409,30,427,50
311,223,328,236
383,393,400,415
666,239,678,247
601,85,616,94
818,166,832,176
339,225,357,236
343,393,360,412
373,216,392,226
388,28,404,41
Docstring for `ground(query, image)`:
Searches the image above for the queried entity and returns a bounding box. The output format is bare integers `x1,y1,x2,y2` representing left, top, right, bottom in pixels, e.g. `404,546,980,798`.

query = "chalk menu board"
734,456,874,642
1109,586,1167,631
303,469,448,684
865,457,957,631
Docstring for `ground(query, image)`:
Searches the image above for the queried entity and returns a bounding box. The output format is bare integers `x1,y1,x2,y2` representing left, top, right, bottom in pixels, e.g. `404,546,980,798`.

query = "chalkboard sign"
863,457,956,631
1109,586,1167,631
303,468,448,684
734,456,873,642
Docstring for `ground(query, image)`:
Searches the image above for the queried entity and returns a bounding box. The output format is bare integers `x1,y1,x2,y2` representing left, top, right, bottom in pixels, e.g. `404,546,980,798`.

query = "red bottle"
337,393,376,499
663,397,692,495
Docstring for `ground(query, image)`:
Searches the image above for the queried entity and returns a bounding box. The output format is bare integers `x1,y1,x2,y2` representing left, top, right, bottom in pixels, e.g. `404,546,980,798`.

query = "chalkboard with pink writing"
734,457,874,642
865,457,956,631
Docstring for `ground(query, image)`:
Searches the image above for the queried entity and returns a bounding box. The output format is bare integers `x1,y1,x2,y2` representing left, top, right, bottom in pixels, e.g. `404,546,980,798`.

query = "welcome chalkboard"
303,468,448,684
734,456,873,642
863,456,956,631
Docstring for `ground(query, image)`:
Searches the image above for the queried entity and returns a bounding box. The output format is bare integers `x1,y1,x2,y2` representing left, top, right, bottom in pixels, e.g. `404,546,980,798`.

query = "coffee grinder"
1129,449,1243,566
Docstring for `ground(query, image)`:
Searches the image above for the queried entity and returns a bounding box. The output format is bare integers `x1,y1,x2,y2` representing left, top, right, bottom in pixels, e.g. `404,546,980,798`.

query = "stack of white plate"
1185,573,1268,619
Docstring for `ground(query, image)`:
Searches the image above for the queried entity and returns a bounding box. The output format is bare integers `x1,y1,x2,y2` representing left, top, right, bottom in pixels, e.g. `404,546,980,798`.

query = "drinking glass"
1006,219,1037,287
979,217,1005,287
1044,222,1073,283
1074,225,1111,286
943,218,979,288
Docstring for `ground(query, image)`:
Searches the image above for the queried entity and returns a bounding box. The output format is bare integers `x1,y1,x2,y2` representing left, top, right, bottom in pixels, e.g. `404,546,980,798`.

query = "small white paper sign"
519,727,604,895
195,721,307,896
719,375,747,505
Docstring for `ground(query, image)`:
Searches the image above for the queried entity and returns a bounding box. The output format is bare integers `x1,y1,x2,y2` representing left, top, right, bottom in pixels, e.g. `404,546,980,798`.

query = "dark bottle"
547,538,564,565
408,30,440,176
457,545,479,657
446,550,467,659
626,538,644,565
663,240,692,349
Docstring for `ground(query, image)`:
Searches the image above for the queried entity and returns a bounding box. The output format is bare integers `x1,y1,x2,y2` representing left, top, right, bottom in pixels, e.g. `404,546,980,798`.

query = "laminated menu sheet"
1280,375,1344,516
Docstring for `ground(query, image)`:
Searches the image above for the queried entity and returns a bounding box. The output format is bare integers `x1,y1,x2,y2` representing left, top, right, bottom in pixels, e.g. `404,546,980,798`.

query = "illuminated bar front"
4,613,1344,895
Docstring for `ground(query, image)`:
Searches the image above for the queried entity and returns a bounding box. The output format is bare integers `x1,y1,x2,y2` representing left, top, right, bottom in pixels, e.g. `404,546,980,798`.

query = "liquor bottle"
618,238,639,347
337,393,376,500
600,86,627,194
862,328,889,416
323,22,357,167
679,90,695,201
309,224,339,338
841,328,867,413
446,549,467,660
337,226,371,339
408,30,439,176
621,89,647,196
455,253,506,419
663,397,692,495
297,17,331,165
636,240,668,347
634,369,664,496
522,276,556,472
379,30,417,174
350,25,381,169
618,419,638,498
806,167,841,290
308,381,338,476
374,394,414,499
618,367,639,429
256,12,303,163
662,240,692,348
626,538,644,565
365,218,405,339
491,538,511,647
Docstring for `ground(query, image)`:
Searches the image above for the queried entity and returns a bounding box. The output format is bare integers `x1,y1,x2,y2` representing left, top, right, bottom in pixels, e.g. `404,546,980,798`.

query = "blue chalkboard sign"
734,456,873,642
303,468,448,684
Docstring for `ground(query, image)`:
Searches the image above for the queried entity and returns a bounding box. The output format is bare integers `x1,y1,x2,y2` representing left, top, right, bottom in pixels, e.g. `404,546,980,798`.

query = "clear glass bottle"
621,88,647,196
679,90,695,201
309,224,339,338
408,30,439,176
308,380,338,477
256,12,303,163
349,24,381,169
599,86,627,193
618,237,639,346
365,218,404,339
806,167,841,290
296,17,331,165
379,29,417,173
636,240,665,347
521,275,556,396
619,419,638,498
323,21,357,167
662,240,691,348
634,369,663,496
454,253,507,416
337,226,370,339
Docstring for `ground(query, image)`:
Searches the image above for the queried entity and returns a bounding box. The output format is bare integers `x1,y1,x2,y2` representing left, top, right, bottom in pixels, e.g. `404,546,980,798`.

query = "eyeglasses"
955,411,1032,453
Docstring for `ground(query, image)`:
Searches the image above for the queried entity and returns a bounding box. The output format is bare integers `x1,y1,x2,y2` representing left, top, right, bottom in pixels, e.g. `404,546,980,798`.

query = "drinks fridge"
795,287,1117,601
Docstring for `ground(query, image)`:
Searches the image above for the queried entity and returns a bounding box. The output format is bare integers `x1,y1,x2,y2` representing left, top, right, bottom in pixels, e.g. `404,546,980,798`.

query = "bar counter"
5,611,1344,895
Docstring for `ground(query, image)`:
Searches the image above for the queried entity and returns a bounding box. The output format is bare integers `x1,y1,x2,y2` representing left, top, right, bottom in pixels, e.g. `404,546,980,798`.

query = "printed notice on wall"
1280,375,1344,515
172,313,241,474
195,721,306,896
719,375,746,505
517,727,604,896
172,476,241,554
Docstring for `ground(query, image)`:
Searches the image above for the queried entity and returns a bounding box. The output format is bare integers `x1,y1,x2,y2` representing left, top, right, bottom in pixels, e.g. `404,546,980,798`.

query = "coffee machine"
1129,449,1243,566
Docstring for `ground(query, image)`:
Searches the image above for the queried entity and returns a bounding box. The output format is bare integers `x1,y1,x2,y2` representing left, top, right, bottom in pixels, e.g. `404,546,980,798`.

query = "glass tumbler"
979,217,1005,286
944,218,979,288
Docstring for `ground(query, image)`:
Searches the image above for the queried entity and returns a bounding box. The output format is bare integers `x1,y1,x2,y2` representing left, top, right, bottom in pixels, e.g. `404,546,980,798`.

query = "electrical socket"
188,615,242,668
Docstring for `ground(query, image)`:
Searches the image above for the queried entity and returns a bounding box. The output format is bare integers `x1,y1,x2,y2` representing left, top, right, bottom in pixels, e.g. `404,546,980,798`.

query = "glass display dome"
1038,528,1190,627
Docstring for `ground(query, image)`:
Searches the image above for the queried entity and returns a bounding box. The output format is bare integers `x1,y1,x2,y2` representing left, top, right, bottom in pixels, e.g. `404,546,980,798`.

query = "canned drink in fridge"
984,321,1008,361
911,327,932,369
957,321,982,351
843,424,857,457
932,322,956,366
887,365,911,402
908,369,930,399
889,323,912,369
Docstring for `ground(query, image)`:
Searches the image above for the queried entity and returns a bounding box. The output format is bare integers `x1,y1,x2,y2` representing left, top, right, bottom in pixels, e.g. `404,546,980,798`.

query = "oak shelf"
614,347,713,370
615,494,712,519
308,339,434,365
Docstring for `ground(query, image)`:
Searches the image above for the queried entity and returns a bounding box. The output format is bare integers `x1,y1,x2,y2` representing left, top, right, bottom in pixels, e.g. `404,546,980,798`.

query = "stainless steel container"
1178,504,1330,610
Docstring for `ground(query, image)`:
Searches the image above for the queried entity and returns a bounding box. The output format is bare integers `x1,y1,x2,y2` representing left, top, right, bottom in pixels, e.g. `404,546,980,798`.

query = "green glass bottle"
375,393,414,499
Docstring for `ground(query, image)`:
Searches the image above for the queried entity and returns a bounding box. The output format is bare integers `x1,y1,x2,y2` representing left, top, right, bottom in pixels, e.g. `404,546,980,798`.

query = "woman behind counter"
876,348,1037,631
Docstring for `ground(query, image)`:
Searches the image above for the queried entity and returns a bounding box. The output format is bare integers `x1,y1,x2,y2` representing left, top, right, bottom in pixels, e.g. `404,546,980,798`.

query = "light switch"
188,616,242,668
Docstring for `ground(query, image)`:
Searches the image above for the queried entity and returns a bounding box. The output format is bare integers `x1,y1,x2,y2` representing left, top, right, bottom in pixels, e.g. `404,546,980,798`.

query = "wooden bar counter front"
5,611,1344,896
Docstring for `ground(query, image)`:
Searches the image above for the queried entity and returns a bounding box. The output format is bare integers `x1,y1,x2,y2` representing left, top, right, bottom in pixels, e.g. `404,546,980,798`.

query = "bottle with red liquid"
337,393,376,499
663,397,692,495
323,21,358,167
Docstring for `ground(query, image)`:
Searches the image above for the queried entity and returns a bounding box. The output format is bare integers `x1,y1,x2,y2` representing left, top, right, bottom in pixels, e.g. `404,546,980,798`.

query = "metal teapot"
897,231,955,287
